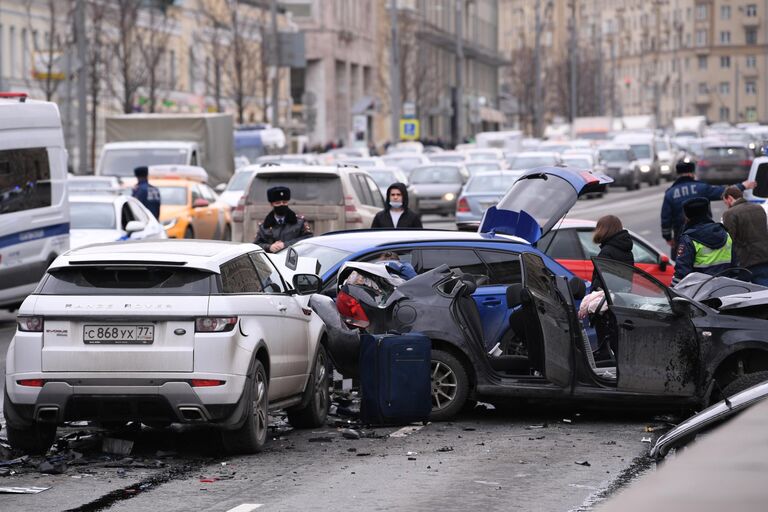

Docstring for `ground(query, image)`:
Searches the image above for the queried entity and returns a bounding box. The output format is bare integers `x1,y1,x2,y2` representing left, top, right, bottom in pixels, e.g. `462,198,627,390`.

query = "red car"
538,219,674,285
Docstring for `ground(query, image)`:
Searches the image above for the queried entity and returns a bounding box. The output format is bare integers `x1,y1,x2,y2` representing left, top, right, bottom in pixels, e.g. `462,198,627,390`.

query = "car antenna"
713,380,732,409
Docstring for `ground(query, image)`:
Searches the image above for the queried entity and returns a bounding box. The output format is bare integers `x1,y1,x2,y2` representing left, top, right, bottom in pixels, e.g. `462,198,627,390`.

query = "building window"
746,4,757,17
695,30,707,46
281,1,313,18
746,81,757,95
698,82,708,94
20,28,27,79
169,50,176,90
747,55,757,68
9,26,15,78
698,55,707,69
745,29,758,45
720,106,730,121
721,55,731,68
720,31,731,44
720,82,730,94
746,107,758,121
695,4,708,20
721,5,731,19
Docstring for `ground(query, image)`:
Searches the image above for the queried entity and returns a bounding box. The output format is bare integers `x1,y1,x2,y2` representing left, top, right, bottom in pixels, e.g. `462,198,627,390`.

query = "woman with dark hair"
591,215,634,285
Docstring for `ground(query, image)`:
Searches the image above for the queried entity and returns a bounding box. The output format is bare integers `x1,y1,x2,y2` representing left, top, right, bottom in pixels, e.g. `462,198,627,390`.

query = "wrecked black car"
314,253,768,421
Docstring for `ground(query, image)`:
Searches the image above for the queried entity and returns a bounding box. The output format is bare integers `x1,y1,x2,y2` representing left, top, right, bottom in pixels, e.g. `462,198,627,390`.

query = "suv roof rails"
260,162,282,167
336,163,360,169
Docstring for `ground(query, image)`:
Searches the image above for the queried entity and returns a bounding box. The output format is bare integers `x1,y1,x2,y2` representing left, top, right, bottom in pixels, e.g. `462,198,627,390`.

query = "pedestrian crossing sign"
399,119,420,141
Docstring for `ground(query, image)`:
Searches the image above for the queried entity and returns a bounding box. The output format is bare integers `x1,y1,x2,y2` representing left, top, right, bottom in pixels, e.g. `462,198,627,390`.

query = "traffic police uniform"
660,161,744,260
131,166,161,219
672,197,733,285
255,186,313,253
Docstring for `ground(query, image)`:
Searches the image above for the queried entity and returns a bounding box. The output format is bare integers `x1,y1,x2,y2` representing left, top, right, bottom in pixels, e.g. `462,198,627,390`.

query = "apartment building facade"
500,0,768,130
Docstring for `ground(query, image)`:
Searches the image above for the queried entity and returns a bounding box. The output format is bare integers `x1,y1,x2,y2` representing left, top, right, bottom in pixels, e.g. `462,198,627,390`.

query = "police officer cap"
267,186,290,202
134,166,149,178
683,197,710,220
676,160,696,174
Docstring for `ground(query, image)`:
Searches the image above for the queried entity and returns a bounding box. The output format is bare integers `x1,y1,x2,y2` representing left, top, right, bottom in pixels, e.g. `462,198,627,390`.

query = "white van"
0,93,69,308
745,156,768,204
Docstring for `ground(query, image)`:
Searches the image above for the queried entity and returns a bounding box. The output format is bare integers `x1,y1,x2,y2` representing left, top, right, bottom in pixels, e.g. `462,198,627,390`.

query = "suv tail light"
697,159,709,167
18,316,43,332
195,317,238,332
456,197,470,213
232,195,246,223
336,290,370,328
344,195,363,226
739,159,753,167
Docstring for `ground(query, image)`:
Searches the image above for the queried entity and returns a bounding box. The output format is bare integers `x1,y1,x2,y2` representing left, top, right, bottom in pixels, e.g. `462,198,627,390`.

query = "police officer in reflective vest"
132,166,161,219
661,160,754,260
672,197,733,286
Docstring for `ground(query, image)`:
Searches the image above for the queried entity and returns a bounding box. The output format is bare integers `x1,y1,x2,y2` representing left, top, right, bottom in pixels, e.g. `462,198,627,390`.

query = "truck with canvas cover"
98,113,235,185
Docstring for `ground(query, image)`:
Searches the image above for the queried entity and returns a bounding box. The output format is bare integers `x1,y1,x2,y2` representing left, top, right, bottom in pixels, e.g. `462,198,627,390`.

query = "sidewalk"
600,398,768,512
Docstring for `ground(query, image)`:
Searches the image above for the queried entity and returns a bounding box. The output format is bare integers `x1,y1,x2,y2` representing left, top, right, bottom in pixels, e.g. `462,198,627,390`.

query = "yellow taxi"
132,165,231,240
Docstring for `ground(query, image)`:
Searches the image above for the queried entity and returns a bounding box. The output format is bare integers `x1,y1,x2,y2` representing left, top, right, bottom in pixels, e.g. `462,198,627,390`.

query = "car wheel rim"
431,360,458,410
253,371,267,438
314,351,328,412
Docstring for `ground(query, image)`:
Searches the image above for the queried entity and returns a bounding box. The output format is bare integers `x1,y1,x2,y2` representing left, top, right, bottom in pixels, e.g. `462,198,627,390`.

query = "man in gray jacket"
722,186,768,286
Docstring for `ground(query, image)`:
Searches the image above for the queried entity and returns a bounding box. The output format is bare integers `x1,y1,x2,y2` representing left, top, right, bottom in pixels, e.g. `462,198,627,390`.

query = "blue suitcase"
359,333,432,425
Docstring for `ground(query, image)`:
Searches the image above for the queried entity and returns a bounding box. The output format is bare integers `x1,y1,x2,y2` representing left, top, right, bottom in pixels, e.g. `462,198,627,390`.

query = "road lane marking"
226,504,263,512
389,424,425,438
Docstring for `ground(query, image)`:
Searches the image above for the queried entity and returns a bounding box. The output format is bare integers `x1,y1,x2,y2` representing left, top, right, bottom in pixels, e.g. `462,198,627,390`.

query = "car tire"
222,224,232,241
184,226,194,239
6,422,56,455
430,349,469,422
722,370,768,398
222,360,268,454
287,345,330,429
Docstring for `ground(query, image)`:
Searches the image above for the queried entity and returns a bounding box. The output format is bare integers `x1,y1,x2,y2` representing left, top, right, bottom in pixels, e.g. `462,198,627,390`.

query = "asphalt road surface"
0,320,659,512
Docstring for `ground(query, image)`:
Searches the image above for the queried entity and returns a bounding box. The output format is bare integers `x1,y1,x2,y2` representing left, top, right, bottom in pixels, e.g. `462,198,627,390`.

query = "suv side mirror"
659,254,670,271
215,183,226,193
125,221,146,233
292,273,322,295
192,198,209,208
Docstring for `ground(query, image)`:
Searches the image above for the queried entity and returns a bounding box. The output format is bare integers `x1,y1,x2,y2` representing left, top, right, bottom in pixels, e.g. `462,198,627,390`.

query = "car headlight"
640,165,651,172
443,192,456,201
661,164,670,172
162,218,177,229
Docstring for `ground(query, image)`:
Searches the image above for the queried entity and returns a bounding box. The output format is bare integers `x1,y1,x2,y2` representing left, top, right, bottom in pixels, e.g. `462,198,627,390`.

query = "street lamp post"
390,0,400,143
455,0,465,145
533,0,543,137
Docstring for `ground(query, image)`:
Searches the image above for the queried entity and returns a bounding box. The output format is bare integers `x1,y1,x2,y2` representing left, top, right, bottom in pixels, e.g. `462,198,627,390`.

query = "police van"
0,93,69,309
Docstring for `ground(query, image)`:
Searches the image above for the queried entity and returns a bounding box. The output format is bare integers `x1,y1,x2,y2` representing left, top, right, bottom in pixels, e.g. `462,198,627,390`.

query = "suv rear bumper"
4,376,249,429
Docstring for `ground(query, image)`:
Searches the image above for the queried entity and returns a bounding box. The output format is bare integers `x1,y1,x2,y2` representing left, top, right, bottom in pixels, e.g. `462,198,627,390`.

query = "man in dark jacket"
371,183,422,228
255,186,312,253
131,166,161,219
722,186,768,285
661,160,754,260
672,197,733,285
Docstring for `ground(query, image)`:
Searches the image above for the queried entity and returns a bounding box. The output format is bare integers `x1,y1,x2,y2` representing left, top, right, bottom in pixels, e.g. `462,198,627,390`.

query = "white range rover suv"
4,240,329,454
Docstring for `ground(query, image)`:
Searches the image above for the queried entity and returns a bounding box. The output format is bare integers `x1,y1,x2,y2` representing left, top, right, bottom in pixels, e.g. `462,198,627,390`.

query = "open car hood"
650,380,768,460
478,167,612,244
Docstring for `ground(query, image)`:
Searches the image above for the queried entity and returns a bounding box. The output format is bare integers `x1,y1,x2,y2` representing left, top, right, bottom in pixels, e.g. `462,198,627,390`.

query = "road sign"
399,119,420,141
403,101,416,118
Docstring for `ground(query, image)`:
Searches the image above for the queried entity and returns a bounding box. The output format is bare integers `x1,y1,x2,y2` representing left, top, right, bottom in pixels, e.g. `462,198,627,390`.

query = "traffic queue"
5,95,768,457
